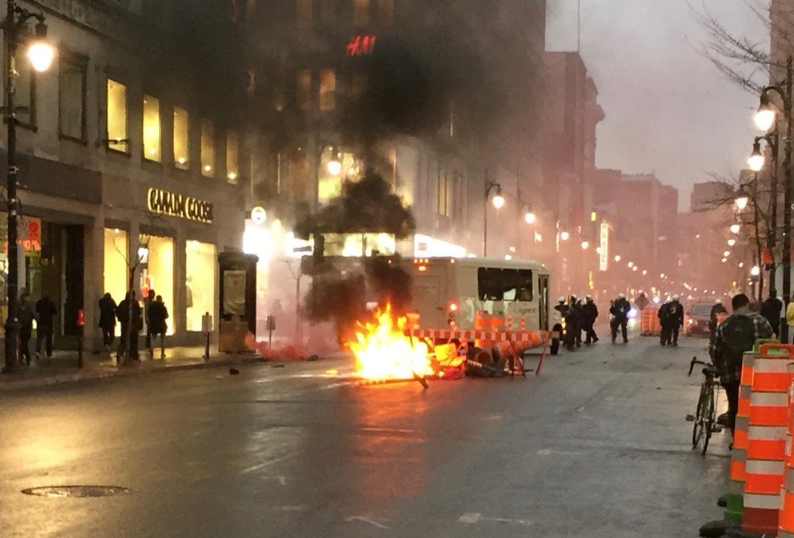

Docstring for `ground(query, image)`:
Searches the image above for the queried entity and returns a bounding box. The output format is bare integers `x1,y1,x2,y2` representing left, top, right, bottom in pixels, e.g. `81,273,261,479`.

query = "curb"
0,355,273,392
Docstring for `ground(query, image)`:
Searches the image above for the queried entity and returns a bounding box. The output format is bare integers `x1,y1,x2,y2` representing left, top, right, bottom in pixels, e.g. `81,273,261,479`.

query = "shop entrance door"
36,223,84,343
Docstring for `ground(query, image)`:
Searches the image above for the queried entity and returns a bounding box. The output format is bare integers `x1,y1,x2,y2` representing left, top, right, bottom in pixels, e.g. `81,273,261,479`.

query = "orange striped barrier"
778,365,794,537
725,351,755,520
743,343,794,534
640,308,662,337
406,328,549,347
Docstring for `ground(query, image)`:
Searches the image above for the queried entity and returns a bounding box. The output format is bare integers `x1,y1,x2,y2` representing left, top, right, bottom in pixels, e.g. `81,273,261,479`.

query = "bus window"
502,269,532,302
478,268,502,301
517,269,533,301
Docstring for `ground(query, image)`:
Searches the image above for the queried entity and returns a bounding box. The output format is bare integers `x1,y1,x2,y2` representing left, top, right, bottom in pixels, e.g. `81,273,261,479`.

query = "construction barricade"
640,308,661,337
741,343,794,535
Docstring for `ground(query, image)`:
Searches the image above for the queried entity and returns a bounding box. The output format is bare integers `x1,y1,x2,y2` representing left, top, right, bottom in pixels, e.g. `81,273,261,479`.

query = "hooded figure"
582,296,599,345
551,297,567,355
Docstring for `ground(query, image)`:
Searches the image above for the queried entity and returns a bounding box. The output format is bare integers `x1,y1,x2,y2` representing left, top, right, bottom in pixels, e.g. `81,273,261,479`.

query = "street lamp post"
1,0,53,374
754,55,792,342
483,172,504,257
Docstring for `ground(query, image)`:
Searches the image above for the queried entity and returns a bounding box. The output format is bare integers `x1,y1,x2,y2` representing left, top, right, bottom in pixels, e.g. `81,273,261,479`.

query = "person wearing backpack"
711,293,774,435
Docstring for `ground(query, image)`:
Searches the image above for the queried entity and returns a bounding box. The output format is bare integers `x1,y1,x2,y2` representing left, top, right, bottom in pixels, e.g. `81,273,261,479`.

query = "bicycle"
686,356,723,455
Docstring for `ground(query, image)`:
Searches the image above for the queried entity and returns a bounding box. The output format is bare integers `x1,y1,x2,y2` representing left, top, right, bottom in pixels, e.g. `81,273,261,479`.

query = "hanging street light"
748,140,766,172
755,94,776,132
730,224,741,234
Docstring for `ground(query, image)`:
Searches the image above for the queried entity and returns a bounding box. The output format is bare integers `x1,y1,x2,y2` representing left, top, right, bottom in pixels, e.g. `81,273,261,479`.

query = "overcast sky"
546,0,770,211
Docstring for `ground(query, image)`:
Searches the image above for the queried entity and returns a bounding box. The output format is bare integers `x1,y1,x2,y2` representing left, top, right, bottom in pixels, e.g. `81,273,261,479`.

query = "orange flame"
349,304,434,381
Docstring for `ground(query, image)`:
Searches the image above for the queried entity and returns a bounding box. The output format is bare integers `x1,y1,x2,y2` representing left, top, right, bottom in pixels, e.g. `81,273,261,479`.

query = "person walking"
563,295,579,351
761,289,784,338
144,289,155,352
147,295,169,359
34,294,57,359
551,297,568,355
610,293,631,344
18,292,36,365
98,293,117,351
116,291,142,362
712,293,774,435
658,298,671,346
582,295,599,345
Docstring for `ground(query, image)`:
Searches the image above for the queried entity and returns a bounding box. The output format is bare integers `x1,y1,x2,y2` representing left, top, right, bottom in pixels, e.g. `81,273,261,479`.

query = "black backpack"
722,315,756,366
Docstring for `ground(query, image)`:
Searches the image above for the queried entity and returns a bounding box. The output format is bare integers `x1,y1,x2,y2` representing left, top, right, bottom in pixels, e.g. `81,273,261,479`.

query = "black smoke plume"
295,170,416,239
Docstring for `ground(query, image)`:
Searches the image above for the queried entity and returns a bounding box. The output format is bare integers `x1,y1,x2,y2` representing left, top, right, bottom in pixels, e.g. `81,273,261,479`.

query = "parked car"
686,302,713,337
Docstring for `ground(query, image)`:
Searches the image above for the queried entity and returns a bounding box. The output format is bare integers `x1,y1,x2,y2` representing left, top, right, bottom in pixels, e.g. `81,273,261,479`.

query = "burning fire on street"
348,304,435,382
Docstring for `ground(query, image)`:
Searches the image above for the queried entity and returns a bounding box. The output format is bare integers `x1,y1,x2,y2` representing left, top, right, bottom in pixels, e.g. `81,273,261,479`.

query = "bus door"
538,274,550,331
414,274,445,328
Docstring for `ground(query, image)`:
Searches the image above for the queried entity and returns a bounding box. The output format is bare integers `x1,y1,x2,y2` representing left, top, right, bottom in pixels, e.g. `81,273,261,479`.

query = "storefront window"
353,0,369,26
104,229,129,336
201,119,215,177
185,241,216,331
318,148,361,202
226,130,239,184
143,95,161,162
140,235,174,335
174,107,189,169
107,79,127,152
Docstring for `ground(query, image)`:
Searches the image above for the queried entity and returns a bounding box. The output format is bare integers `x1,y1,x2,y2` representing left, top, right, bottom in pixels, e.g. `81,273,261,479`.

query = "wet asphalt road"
0,333,727,538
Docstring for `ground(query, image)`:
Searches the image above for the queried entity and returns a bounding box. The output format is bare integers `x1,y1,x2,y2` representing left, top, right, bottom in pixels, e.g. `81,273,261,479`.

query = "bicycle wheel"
692,386,707,449
701,388,715,455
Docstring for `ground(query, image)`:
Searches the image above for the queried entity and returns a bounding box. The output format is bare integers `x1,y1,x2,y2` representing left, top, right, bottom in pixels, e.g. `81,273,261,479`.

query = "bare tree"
110,217,161,365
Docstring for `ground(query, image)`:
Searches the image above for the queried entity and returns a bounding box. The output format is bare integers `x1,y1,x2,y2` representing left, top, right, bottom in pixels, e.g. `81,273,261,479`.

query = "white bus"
410,257,552,333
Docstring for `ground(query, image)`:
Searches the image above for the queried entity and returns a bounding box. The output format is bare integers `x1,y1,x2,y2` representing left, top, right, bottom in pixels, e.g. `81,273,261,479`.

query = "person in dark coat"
147,295,169,359
116,291,142,361
144,289,156,352
582,295,599,345
761,289,784,337
710,299,728,344
18,292,36,365
551,297,568,355
98,293,117,351
660,296,684,346
564,295,580,351
35,294,57,359
610,294,631,344
658,300,671,346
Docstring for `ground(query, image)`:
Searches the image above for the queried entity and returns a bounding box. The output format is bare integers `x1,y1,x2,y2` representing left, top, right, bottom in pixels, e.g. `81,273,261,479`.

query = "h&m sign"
147,188,214,224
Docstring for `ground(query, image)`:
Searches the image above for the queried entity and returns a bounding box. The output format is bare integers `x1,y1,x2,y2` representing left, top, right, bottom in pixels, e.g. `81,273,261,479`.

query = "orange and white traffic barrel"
780,366,794,537
743,344,794,534
725,351,755,521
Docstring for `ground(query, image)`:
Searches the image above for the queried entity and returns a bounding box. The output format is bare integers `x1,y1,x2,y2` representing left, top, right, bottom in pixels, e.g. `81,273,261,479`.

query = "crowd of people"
12,288,170,366
100,290,170,361
551,293,633,354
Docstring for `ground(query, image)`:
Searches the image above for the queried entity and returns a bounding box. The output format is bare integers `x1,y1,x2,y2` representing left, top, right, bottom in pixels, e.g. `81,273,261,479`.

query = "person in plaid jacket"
711,294,774,435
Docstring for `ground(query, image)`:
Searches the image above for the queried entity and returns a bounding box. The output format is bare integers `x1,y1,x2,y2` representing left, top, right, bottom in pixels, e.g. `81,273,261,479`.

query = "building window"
319,68,336,111
173,107,189,170
140,235,174,336
321,0,336,24
201,119,215,177
185,241,217,332
297,69,312,111
353,0,369,26
59,56,87,141
143,95,161,162
226,130,239,184
377,0,393,26
107,79,128,152
13,54,36,128
351,73,367,100
297,0,313,28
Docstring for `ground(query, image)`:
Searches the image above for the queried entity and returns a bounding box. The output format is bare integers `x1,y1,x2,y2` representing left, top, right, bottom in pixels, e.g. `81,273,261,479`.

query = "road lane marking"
459,513,532,526
536,448,585,457
345,516,390,529
239,454,296,475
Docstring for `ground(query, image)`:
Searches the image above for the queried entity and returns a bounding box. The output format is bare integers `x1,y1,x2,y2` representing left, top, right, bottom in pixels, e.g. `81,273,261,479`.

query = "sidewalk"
0,346,263,392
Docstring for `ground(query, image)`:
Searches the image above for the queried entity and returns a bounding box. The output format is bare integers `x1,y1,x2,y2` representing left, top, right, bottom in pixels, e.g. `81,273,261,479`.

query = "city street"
0,333,727,538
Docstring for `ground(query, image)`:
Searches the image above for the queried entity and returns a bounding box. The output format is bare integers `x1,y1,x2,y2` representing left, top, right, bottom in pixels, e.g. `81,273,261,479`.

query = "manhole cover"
21,486,130,498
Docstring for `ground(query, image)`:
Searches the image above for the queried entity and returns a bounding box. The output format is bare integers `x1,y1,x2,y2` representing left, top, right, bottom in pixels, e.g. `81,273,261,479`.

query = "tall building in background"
239,0,550,305
0,0,248,350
